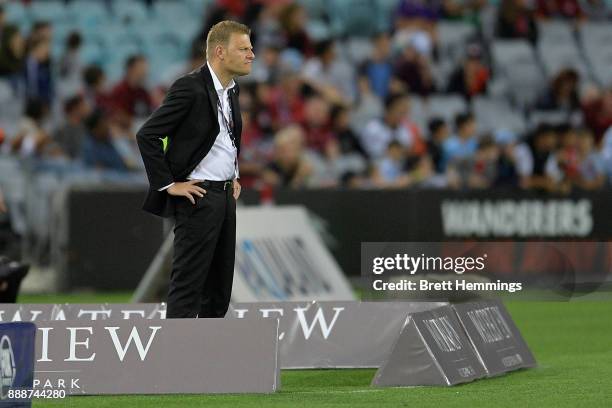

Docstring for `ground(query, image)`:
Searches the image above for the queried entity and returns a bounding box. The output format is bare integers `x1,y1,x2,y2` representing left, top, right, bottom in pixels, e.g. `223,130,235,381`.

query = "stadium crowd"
0,0,611,195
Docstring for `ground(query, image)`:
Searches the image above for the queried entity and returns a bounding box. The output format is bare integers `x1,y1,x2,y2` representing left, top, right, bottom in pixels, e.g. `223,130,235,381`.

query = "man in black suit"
136,21,254,318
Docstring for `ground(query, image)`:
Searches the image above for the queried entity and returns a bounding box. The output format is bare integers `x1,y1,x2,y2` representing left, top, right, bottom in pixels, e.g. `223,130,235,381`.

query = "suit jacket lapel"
229,87,241,152
199,63,241,154
199,64,219,119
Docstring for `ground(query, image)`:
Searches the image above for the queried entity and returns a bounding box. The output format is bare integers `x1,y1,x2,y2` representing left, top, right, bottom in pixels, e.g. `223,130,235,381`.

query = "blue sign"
0,322,36,408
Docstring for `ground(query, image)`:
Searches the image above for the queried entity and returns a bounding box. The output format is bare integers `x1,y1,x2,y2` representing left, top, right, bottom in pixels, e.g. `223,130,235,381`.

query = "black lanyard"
217,97,236,148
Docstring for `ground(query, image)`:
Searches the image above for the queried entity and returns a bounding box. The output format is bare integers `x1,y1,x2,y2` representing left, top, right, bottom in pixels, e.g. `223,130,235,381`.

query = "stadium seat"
3,1,28,24
437,22,477,64
152,0,192,22
29,1,72,24
80,42,106,66
579,22,612,49
537,42,590,80
425,94,468,124
328,0,381,37
184,0,214,16
68,0,111,27
376,0,398,32
112,0,150,24
537,21,575,45
528,110,571,128
492,40,544,108
589,53,612,87
473,96,526,135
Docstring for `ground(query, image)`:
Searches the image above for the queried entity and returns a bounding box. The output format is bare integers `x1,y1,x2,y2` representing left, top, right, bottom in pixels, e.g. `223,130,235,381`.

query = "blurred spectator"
360,93,418,160
58,31,83,84
351,74,385,132
81,110,128,171
330,105,367,158
449,135,500,189
278,3,313,57
393,39,435,97
53,95,90,159
575,128,605,190
82,64,112,112
373,139,433,188
0,6,5,35
0,25,25,80
359,32,394,100
109,54,152,129
262,125,313,188
446,43,490,100
236,87,270,188
536,0,584,19
27,21,53,48
304,137,366,188
302,40,357,105
442,112,478,170
300,95,334,153
249,40,283,84
263,70,306,131
427,117,450,173
372,140,411,188
395,0,442,39
497,0,538,44
545,124,580,192
582,87,612,144
546,125,606,191
6,98,50,157
493,129,520,187
536,68,580,111
23,37,53,106
517,123,559,191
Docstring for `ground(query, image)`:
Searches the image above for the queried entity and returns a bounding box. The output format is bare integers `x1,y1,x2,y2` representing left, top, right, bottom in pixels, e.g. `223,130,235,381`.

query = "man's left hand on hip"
232,179,241,200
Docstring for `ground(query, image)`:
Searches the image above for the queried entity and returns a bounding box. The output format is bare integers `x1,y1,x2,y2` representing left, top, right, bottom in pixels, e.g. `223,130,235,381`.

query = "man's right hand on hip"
167,180,207,204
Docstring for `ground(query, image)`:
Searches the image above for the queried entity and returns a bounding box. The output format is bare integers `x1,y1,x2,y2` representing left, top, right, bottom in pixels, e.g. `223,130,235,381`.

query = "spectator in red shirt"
301,95,334,153
447,44,490,100
264,70,306,131
109,54,152,130
82,64,112,113
536,0,584,19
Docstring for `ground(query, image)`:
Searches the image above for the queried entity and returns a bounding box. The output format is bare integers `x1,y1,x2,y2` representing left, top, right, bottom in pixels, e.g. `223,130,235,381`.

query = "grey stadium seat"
424,94,468,124
437,22,477,64
537,21,575,45
473,97,527,135
528,110,571,129
537,42,591,80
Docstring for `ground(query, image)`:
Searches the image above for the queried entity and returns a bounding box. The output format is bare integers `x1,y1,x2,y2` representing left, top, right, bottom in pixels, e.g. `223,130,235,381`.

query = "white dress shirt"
159,62,238,191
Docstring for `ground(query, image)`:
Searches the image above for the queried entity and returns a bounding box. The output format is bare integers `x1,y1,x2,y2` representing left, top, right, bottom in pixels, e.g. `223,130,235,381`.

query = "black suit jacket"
136,64,242,217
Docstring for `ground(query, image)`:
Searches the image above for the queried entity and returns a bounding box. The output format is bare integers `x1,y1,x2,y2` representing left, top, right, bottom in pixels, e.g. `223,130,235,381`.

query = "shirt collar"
207,62,235,92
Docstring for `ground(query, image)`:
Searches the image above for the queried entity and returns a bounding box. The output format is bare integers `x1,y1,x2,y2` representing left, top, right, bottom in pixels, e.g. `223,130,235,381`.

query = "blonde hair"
275,125,304,147
205,20,251,60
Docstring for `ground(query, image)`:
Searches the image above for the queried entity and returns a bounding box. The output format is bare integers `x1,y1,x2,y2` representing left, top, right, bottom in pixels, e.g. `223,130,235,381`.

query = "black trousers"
166,181,236,318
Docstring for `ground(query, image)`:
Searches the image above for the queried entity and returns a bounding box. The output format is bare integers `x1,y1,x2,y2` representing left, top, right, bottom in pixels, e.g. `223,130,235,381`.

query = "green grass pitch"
16,293,612,408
